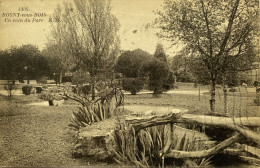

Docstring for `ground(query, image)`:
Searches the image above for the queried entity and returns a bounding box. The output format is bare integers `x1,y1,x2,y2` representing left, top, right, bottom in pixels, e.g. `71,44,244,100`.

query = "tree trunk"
223,84,228,113
209,77,216,113
58,73,62,84
91,76,96,100
126,114,260,129
222,74,228,113
125,113,260,145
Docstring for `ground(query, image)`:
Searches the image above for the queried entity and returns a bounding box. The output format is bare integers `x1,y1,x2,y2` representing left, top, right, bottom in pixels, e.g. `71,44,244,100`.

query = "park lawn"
0,94,113,167
123,89,260,117
0,85,259,167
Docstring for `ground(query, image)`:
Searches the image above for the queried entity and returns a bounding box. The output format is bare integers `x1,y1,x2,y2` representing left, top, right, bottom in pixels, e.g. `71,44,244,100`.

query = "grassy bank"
0,94,112,167
0,83,259,166
124,87,260,117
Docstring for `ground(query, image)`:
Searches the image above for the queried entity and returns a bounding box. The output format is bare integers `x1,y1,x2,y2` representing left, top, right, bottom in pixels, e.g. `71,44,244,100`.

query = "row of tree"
0,45,49,82
0,0,258,114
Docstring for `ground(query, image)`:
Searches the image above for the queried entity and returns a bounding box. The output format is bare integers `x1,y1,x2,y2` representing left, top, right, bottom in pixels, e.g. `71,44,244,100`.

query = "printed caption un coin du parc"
2,7,60,23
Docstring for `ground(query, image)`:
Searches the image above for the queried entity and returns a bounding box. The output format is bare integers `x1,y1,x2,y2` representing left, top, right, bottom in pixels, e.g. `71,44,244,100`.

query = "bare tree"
156,0,259,112
48,0,120,100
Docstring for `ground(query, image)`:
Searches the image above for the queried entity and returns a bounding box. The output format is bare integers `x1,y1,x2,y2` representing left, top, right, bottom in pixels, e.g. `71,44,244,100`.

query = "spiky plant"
68,87,124,131
68,99,116,130
110,123,213,167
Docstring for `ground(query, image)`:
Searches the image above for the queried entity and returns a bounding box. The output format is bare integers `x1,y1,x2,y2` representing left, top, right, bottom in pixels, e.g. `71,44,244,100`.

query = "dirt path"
0,101,109,167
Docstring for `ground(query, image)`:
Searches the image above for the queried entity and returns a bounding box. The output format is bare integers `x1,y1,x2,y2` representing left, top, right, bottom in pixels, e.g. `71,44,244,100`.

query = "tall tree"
142,44,174,95
42,44,73,84
154,43,168,63
48,0,120,100
156,0,259,112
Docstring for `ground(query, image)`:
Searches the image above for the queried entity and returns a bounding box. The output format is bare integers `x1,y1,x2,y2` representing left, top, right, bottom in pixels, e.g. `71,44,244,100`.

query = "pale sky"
0,0,181,55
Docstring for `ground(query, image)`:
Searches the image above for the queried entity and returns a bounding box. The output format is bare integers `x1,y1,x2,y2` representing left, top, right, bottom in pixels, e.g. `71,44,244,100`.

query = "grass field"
0,82,259,166
0,95,113,167
124,84,259,117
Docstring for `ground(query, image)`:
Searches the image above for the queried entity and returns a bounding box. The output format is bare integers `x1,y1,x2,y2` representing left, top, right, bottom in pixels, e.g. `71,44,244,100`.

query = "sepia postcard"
0,0,259,167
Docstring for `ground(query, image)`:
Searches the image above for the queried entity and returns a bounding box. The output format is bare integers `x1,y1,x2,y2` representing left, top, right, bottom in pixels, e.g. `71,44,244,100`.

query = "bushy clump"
35,87,43,94
39,90,54,100
122,78,145,95
39,90,63,101
22,85,33,95
71,71,90,85
37,77,48,84
72,85,91,95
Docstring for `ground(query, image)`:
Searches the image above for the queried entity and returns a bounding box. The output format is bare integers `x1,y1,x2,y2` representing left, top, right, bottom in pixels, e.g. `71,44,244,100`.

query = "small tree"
48,0,120,100
142,44,173,95
115,49,152,95
4,80,16,100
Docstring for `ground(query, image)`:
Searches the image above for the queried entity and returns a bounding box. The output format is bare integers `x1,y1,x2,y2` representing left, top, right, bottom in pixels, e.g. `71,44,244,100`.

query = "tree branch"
200,0,213,57
165,133,241,159
217,0,240,57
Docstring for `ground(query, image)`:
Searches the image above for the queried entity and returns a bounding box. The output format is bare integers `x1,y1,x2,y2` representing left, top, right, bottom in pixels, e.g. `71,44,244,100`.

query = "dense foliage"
110,122,212,167
122,78,145,95
22,85,33,95
0,45,49,82
48,0,120,100
115,49,152,78
142,44,174,94
115,49,152,95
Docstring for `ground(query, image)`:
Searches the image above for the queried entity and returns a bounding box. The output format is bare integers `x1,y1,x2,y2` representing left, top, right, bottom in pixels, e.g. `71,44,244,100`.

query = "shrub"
72,71,90,85
22,85,33,95
39,90,63,101
72,85,91,95
122,78,145,95
35,86,43,94
39,90,54,100
37,77,48,84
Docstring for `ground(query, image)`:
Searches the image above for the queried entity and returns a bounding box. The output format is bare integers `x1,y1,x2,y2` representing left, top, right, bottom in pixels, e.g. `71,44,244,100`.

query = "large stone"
72,117,118,159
